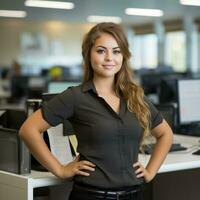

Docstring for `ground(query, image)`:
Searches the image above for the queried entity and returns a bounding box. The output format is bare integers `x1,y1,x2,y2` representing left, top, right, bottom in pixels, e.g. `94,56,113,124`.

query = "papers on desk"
68,135,78,156
47,124,73,165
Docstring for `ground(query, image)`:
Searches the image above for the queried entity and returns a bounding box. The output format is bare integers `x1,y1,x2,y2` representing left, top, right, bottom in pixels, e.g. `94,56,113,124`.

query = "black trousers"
69,183,144,200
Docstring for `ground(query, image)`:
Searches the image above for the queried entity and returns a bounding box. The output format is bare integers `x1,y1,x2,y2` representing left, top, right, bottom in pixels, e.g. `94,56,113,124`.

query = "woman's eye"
113,50,121,54
96,49,105,54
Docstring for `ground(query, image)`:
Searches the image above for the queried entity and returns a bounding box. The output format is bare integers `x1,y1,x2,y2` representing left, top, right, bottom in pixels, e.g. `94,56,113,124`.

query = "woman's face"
90,33,123,79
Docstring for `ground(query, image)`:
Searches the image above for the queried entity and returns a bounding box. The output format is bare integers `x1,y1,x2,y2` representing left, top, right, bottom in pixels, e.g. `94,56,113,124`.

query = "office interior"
0,0,200,200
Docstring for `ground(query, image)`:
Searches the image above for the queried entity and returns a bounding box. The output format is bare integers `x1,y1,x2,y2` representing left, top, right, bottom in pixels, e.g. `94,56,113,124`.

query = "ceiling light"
180,0,200,6
25,0,74,10
125,8,163,17
87,15,122,23
0,10,27,18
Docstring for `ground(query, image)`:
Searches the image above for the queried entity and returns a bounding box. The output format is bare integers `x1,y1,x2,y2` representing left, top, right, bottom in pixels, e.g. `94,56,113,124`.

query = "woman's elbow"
154,120,173,143
19,109,49,139
163,123,174,146
19,121,29,139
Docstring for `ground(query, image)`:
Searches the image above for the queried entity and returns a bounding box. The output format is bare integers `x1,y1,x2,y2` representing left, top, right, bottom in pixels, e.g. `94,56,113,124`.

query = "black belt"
73,183,142,199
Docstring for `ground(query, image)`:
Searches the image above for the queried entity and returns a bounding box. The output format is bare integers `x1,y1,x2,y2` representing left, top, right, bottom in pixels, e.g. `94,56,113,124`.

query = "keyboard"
192,149,200,155
142,143,187,154
170,143,187,152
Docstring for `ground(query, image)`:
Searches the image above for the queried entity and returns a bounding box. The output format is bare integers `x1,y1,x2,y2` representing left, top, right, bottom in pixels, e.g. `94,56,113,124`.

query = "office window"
131,33,158,70
164,31,186,72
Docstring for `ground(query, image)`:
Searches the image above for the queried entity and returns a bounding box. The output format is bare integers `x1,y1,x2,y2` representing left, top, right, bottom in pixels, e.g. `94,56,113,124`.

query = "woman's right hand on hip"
59,155,96,179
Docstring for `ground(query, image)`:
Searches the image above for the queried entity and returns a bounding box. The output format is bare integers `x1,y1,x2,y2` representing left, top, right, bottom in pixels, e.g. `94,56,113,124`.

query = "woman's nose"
105,52,113,61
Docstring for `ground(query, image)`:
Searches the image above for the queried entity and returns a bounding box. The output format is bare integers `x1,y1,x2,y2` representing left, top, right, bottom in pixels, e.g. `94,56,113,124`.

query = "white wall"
0,19,93,70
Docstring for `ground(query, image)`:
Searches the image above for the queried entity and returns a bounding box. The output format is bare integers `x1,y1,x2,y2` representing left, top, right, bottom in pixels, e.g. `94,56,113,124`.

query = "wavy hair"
82,22,151,147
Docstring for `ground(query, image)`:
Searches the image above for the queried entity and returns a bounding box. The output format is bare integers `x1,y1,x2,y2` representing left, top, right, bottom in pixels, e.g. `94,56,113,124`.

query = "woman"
19,22,173,200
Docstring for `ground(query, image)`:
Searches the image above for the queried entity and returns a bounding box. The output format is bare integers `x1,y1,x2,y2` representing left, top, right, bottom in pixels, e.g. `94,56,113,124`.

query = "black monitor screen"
140,74,163,95
159,77,178,103
178,79,200,124
11,76,29,99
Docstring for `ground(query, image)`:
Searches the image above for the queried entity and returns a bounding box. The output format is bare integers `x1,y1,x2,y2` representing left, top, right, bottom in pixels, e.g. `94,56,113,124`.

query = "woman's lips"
102,64,115,69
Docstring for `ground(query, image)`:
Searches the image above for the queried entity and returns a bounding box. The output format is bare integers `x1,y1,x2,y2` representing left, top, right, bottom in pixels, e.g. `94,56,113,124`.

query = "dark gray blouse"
41,80,163,189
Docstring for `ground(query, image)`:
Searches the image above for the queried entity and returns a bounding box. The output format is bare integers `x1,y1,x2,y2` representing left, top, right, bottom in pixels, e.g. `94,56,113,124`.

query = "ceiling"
0,0,200,24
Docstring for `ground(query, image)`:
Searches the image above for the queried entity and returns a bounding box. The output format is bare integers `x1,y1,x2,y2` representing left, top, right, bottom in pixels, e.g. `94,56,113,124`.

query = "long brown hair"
82,22,151,146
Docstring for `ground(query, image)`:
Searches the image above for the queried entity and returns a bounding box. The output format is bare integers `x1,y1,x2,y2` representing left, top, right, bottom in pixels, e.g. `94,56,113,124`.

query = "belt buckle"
116,191,126,200
107,191,124,200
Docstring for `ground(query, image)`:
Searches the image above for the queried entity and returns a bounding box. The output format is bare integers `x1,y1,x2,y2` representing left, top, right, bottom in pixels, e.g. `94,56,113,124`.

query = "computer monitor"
140,73,163,95
47,81,80,93
177,79,200,125
159,77,178,103
28,76,47,98
10,75,29,101
0,109,30,174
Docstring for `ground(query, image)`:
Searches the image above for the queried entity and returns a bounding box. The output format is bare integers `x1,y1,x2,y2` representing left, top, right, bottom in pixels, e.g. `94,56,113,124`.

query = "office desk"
0,170,72,200
141,134,200,200
0,134,199,200
140,134,200,173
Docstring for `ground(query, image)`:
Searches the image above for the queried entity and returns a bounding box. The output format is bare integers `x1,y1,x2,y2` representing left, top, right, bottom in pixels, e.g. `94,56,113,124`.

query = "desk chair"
155,103,176,132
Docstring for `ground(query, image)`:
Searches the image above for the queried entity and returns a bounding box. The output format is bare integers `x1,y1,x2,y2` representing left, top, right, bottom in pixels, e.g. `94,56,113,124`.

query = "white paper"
68,135,78,156
47,124,73,165
0,110,6,117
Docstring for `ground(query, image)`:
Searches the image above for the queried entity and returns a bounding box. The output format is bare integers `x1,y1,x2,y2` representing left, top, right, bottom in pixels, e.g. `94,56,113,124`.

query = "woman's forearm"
20,129,63,177
19,110,63,178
